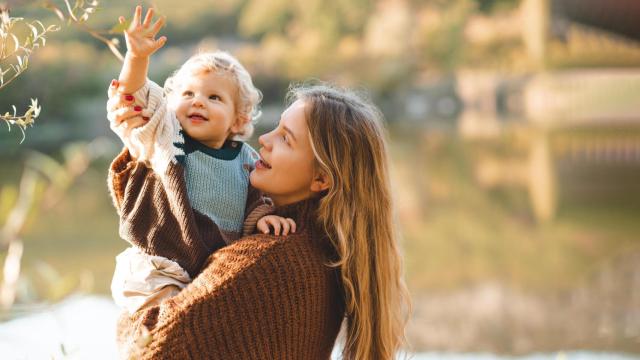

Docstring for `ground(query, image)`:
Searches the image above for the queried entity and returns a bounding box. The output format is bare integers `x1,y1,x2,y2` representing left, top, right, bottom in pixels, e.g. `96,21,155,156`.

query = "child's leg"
111,247,191,314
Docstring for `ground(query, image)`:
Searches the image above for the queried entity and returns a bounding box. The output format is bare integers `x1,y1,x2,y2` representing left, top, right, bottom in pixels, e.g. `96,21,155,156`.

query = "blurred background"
1,0,640,358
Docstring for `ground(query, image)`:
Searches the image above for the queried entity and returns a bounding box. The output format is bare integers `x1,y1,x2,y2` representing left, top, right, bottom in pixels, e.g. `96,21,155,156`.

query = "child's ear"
231,113,249,134
310,169,331,193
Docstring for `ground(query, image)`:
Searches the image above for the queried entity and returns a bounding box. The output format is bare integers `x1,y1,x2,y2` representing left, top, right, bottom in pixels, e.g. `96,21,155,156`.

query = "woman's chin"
249,170,265,189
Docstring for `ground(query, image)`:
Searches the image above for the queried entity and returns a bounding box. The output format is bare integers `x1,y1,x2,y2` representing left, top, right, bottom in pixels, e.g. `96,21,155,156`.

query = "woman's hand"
107,79,148,135
120,6,166,59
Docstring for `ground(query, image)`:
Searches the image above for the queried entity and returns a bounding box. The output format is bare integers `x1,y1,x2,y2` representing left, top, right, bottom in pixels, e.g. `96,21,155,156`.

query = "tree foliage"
1,10,57,142
0,0,116,142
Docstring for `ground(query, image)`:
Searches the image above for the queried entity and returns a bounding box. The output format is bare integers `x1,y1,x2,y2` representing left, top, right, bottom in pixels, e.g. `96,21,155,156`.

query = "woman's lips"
255,159,271,170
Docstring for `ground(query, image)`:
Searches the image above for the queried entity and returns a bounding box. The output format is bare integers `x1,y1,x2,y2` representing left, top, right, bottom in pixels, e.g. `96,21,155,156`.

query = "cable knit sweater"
109,149,345,359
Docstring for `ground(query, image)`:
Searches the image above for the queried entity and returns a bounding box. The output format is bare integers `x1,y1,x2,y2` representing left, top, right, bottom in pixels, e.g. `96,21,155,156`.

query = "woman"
108,83,410,359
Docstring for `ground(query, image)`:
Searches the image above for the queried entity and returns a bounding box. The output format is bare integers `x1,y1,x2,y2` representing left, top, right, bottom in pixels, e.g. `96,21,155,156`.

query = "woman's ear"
310,170,331,193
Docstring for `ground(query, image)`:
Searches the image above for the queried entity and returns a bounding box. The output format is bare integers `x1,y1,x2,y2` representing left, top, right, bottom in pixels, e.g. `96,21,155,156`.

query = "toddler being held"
108,6,294,315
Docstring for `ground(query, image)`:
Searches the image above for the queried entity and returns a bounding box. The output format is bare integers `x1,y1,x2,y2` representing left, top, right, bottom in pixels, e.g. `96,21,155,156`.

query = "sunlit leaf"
10,33,19,53
110,21,129,34
27,23,38,40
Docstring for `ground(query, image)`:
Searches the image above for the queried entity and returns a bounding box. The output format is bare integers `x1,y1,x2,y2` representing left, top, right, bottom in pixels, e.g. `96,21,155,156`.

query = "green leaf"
110,20,129,34
27,23,38,41
10,33,19,53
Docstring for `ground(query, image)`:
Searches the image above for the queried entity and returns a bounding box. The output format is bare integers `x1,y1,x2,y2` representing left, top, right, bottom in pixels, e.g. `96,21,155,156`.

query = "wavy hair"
164,51,262,139
289,84,411,360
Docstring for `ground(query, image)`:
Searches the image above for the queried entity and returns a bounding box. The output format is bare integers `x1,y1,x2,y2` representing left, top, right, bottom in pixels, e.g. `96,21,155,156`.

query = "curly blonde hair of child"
164,51,262,140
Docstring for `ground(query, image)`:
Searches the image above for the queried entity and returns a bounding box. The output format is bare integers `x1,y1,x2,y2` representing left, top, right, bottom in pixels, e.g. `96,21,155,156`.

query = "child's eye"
282,134,289,144
182,91,194,97
209,94,221,101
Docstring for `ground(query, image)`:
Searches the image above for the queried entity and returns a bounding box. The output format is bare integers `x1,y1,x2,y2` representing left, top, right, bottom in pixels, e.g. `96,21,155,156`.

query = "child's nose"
192,97,205,108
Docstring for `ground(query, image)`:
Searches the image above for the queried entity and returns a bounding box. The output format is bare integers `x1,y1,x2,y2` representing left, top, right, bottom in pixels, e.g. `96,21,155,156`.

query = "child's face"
169,70,242,149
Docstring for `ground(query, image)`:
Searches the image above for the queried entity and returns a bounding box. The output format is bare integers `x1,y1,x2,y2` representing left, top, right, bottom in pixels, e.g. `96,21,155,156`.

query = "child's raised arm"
117,6,166,93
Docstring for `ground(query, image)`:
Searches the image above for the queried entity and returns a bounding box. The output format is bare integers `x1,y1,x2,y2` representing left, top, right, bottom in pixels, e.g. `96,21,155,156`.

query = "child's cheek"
167,94,181,112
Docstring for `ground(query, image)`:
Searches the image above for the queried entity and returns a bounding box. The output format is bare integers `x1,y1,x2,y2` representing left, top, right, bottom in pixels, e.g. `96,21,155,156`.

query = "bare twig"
0,140,107,309
43,0,124,61
0,168,38,309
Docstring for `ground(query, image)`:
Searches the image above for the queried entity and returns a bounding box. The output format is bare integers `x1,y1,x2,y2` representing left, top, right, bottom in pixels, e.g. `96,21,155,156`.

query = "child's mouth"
188,113,208,121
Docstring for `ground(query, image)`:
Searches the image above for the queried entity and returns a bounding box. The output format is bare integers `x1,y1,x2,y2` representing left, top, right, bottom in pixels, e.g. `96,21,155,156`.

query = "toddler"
108,6,293,314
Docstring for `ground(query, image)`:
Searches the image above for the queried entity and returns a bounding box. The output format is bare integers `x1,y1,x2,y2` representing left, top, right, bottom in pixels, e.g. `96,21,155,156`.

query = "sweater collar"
181,130,243,160
272,196,321,232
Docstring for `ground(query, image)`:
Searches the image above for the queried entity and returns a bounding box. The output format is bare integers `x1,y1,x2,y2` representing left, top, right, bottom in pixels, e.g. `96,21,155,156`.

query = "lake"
0,296,638,360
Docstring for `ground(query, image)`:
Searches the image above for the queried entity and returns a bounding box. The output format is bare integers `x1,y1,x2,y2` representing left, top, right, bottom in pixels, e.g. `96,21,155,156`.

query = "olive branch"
0,11,58,142
1,0,123,143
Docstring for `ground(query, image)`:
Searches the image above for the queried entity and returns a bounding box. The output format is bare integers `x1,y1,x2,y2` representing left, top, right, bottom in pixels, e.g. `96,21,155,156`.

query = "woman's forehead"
280,100,308,135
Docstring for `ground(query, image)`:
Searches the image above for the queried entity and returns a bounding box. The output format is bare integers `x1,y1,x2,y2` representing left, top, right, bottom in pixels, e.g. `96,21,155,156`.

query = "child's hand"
257,215,297,236
119,6,166,59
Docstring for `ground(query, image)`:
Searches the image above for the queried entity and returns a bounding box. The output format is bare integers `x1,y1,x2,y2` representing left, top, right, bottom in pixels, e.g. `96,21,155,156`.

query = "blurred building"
457,0,640,221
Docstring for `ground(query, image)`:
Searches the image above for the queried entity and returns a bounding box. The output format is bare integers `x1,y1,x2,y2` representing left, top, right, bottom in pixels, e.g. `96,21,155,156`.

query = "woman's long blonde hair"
290,84,411,360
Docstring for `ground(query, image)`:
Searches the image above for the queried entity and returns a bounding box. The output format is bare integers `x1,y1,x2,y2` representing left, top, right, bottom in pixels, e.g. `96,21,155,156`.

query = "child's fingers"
286,218,296,233
132,5,142,27
280,219,291,236
268,218,282,236
142,7,154,28
152,36,167,51
118,16,126,25
149,16,166,37
257,218,269,234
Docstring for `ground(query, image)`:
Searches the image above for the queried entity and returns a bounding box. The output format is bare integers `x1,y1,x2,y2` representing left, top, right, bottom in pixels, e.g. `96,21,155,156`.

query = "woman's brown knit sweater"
109,149,345,359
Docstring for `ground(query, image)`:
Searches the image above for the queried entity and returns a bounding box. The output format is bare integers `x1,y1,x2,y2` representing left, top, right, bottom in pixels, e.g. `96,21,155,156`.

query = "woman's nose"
258,132,272,150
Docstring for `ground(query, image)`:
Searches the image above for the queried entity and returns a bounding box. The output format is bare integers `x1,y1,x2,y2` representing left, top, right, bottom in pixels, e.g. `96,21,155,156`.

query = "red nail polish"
111,79,118,87
125,95,134,101
142,116,150,121
134,106,142,112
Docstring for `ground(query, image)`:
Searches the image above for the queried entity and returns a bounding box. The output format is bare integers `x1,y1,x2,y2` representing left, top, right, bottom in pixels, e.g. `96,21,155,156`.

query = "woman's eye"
282,134,289,144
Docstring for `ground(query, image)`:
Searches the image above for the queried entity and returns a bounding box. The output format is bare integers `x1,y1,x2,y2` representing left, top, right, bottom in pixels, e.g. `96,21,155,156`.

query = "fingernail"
134,106,142,112
125,95,134,101
142,116,150,121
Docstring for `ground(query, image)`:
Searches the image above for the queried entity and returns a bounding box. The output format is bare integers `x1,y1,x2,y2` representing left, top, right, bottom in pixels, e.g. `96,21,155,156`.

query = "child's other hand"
257,215,297,236
120,6,166,59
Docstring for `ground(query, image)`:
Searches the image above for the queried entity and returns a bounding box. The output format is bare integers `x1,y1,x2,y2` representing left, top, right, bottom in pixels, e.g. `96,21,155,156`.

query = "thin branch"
42,0,124,62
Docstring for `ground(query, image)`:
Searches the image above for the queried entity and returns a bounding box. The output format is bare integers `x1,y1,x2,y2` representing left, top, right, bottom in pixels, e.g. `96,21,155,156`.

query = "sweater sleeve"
108,79,177,163
108,147,227,277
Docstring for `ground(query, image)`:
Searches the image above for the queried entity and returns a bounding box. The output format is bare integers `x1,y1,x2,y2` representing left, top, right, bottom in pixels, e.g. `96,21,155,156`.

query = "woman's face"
250,99,321,206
